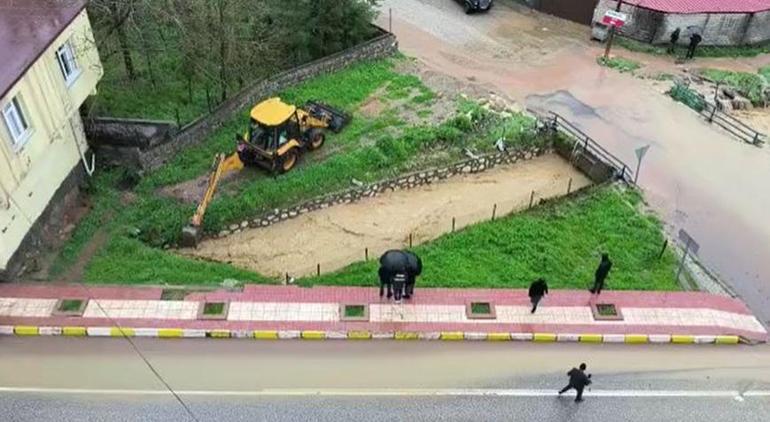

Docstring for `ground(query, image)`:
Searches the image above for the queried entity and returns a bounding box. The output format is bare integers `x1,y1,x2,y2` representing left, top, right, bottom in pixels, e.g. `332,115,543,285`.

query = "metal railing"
537,111,635,185
671,82,765,146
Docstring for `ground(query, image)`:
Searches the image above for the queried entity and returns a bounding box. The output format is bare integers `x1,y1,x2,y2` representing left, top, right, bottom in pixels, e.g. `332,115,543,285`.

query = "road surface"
377,0,770,326
0,337,768,421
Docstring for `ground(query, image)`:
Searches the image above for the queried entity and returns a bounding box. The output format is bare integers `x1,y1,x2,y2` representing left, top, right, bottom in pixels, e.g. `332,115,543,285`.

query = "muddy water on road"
379,1,770,323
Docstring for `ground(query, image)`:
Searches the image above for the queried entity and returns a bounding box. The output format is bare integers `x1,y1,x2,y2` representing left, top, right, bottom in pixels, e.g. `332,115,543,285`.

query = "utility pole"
604,0,624,59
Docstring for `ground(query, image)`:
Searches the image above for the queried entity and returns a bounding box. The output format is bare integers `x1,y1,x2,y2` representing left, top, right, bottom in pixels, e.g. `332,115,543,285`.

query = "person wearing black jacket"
668,28,681,53
558,363,592,402
590,254,612,295
528,278,548,314
686,33,702,59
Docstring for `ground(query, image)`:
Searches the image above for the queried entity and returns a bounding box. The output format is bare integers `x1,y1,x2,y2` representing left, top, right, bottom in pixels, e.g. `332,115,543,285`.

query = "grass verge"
699,69,766,106
616,36,770,59
301,186,681,291
597,56,642,73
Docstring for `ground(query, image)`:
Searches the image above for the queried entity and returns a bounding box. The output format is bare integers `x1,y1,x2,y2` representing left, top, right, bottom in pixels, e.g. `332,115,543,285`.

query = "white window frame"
56,39,81,86
2,96,31,150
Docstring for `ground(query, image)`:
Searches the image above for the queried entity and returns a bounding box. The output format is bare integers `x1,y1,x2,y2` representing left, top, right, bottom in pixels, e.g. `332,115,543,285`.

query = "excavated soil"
183,154,591,278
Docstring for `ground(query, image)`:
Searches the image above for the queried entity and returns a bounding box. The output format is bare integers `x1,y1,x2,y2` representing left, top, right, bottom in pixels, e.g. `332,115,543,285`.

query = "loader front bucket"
181,224,202,248
305,101,350,133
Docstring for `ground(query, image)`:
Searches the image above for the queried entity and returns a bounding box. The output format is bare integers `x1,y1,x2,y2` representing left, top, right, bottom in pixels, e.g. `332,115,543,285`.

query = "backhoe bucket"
181,224,202,248
305,101,349,133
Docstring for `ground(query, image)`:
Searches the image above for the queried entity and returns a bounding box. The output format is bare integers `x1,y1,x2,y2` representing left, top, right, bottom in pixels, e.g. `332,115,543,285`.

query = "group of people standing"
668,27,703,59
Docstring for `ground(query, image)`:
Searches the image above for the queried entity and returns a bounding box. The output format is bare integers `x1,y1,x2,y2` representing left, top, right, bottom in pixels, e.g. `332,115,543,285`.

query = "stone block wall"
208,146,551,240
744,11,770,45
87,26,398,171
593,0,770,46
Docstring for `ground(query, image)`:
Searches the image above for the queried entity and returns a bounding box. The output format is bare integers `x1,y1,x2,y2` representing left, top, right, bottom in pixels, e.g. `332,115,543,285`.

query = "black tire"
279,148,299,173
465,3,473,14
307,129,325,151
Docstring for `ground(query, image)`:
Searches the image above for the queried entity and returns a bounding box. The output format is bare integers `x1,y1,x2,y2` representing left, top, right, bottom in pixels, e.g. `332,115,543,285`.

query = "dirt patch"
733,110,770,136
182,153,592,278
359,88,388,118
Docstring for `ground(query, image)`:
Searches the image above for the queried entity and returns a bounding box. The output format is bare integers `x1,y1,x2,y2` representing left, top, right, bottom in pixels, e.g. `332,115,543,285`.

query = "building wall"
744,11,770,45
593,0,770,45
0,10,102,273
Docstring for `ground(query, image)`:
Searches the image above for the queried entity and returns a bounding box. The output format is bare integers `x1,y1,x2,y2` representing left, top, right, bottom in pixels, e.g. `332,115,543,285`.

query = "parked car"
456,0,493,14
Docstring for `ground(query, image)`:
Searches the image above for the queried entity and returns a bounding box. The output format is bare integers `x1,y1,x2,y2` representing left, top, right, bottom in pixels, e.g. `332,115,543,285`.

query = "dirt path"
184,154,591,277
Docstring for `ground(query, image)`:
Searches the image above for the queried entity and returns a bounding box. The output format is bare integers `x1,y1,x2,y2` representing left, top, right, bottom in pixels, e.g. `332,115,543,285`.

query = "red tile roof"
0,0,87,99
624,0,770,14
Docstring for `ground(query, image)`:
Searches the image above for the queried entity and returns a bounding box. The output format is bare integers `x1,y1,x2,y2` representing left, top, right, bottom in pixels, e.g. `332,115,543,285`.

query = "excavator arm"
181,152,244,247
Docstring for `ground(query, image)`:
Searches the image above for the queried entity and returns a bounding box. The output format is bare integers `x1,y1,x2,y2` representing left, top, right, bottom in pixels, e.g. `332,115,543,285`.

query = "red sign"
602,10,627,28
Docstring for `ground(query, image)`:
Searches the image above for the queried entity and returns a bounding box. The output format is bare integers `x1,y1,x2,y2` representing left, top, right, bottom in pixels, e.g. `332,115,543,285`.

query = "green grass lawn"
699,69,767,106
616,36,770,59
597,56,642,73
57,57,543,285
301,186,681,291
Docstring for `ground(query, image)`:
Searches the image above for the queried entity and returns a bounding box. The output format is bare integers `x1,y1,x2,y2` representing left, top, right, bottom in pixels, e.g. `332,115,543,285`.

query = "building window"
56,39,80,85
2,97,31,148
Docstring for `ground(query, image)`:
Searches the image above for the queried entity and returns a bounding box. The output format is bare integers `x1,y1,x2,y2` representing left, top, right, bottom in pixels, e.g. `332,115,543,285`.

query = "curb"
0,326,748,344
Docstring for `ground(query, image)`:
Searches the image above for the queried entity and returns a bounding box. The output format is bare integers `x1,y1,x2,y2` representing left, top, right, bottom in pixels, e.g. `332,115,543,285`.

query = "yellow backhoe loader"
181,97,348,247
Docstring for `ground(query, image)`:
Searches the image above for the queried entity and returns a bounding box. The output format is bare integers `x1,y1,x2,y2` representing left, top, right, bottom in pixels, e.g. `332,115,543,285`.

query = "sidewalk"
0,284,766,344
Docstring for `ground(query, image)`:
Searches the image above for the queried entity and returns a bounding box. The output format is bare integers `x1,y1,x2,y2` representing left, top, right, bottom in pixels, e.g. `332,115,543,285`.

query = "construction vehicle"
181,97,349,248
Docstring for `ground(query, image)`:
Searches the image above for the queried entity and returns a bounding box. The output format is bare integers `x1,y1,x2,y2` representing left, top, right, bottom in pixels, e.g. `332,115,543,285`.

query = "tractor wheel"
279,148,299,173
307,129,325,151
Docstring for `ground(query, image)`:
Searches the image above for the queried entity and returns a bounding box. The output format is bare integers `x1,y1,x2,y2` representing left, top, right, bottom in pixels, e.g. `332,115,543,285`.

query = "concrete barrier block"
39,326,62,336
62,327,87,337
511,333,534,341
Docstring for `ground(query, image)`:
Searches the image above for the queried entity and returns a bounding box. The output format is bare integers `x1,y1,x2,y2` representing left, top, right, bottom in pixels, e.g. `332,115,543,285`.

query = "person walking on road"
528,278,548,313
558,363,592,402
686,33,702,59
590,254,612,295
668,28,681,54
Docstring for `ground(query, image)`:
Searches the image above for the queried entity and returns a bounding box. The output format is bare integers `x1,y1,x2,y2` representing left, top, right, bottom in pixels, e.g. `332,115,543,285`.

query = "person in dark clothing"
403,251,422,299
528,278,549,313
686,33,702,59
668,28,681,53
558,363,592,402
590,254,612,295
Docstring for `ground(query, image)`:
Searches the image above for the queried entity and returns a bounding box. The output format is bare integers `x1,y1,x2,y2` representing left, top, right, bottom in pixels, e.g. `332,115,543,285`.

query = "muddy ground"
183,154,591,278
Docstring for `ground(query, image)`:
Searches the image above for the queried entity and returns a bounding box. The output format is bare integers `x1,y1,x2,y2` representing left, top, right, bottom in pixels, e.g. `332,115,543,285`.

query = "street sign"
633,144,650,184
678,229,700,256
602,10,627,28
635,145,650,161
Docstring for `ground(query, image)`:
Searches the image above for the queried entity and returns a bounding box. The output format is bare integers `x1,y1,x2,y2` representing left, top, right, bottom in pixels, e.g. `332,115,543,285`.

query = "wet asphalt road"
377,0,770,325
1,338,769,421
2,394,768,422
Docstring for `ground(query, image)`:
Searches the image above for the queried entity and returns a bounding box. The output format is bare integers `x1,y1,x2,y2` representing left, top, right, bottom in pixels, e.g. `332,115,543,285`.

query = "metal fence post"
529,190,535,209
452,217,456,232
409,233,413,248
567,177,573,194
492,203,497,220
365,247,369,261
317,264,320,277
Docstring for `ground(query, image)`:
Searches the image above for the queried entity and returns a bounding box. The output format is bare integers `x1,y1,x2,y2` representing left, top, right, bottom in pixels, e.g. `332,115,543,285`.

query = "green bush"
669,83,706,112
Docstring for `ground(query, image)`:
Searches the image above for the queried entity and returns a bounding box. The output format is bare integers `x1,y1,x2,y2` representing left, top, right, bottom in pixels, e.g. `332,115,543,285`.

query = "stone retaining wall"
209,146,551,240
87,26,398,171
